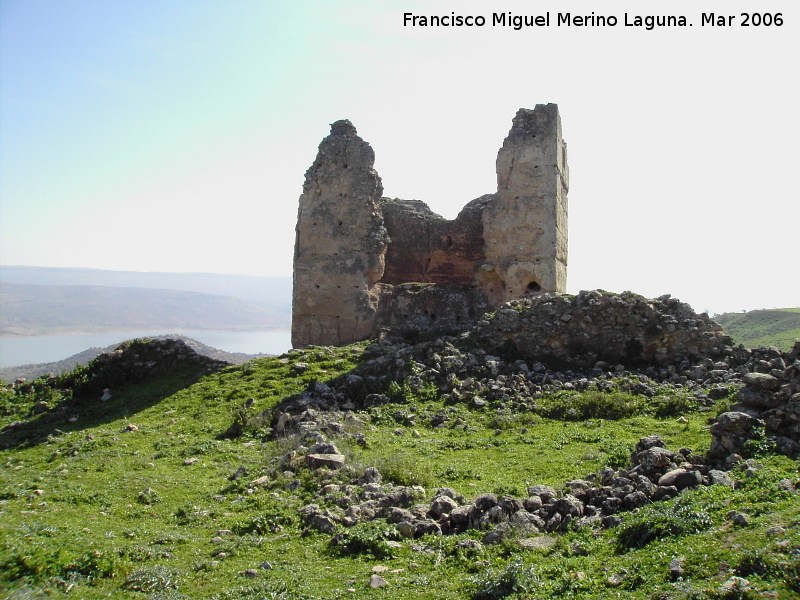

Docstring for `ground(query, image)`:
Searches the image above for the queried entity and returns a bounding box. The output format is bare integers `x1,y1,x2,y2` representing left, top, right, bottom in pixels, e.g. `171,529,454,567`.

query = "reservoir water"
0,329,292,368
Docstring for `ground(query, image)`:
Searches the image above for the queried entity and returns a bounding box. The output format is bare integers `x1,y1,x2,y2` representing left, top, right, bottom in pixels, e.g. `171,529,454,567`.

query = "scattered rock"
657,469,702,490
708,470,734,488
727,511,751,527
743,372,782,391
518,535,558,551
305,453,346,470
33,401,50,414
719,576,751,594
709,412,765,461
369,574,389,589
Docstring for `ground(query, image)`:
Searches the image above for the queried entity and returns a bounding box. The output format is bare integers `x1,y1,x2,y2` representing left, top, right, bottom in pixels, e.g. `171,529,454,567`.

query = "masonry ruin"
292,104,568,348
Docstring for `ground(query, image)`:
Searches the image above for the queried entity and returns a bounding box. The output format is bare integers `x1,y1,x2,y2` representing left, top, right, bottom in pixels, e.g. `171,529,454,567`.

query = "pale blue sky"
1,0,798,314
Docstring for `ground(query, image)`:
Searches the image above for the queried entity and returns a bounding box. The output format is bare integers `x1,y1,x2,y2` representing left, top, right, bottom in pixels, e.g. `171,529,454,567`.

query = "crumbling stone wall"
380,196,488,286
292,104,568,348
482,104,569,305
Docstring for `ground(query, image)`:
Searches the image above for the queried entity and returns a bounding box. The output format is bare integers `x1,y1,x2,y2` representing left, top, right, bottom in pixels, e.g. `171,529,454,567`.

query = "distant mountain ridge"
715,308,800,351
0,283,286,335
0,266,292,335
0,265,291,310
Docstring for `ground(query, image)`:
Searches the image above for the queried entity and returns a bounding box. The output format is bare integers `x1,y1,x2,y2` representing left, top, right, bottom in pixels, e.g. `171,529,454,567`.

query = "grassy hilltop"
715,308,800,352
1,340,798,599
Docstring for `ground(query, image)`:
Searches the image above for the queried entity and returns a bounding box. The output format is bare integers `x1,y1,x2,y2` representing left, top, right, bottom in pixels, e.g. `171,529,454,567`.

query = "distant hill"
0,334,267,383
0,265,292,311
0,283,286,335
0,265,292,315
715,308,800,351
0,266,292,335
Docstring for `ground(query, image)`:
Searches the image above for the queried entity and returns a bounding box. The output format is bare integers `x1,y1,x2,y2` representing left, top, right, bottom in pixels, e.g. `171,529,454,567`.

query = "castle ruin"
292,104,568,347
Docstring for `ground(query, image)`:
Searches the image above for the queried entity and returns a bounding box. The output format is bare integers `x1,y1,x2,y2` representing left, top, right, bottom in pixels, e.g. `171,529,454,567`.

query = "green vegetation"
1,343,798,598
715,308,800,351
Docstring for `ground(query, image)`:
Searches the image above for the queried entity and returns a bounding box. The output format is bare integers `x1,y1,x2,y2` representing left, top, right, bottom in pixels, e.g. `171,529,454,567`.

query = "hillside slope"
1,329,798,598
715,308,800,351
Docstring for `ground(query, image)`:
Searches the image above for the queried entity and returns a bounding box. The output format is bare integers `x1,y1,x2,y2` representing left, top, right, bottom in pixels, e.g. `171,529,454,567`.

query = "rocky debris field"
272,294,800,461
1,292,798,598
286,433,771,547
469,290,732,369
260,292,799,550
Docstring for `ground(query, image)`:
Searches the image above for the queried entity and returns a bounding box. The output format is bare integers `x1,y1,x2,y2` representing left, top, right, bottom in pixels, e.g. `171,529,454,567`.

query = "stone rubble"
262,296,800,546
271,296,799,461
72,338,229,399
287,430,767,547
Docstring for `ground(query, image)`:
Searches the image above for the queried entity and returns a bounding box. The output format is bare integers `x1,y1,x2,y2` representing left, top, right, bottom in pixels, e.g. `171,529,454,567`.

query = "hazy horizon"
0,264,795,317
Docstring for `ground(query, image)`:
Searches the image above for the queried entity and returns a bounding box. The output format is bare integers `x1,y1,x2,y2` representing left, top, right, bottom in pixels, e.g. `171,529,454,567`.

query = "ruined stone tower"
292,104,568,348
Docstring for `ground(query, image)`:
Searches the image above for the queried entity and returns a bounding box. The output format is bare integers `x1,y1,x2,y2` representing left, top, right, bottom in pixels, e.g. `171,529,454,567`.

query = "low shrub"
650,393,701,418
537,390,644,420
329,521,401,559
369,452,435,488
137,487,162,505
233,498,295,535
210,581,316,600
122,565,179,593
470,558,539,599
65,549,117,579
616,498,713,551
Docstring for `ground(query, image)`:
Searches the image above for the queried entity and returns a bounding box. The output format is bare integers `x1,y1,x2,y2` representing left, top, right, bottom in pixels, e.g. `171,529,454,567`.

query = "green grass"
1,343,799,598
715,308,800,351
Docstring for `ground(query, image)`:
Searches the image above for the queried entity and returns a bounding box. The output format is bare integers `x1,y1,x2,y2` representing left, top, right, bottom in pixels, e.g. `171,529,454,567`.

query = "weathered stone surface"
468,290,732,368
369,574,389,589
305,453,346,470
429,494,459,518
708,470,735,487
481,104,568,305
379,283,490,341
381,196,488,286
634,447,675,470
669,557,685,581
743,372,782,391
526,485,558,503
709,412,765,460
657,469,702,490
292,120,389,347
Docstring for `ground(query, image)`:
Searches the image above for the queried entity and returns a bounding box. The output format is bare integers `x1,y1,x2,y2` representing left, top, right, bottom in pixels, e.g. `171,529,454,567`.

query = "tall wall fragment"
292,120,389,347
480,105,569,305
291,105,569,348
